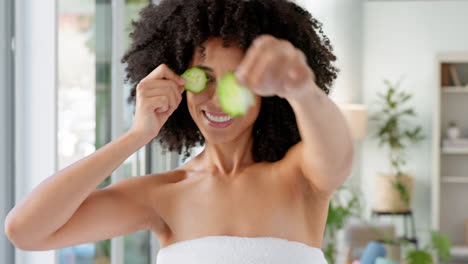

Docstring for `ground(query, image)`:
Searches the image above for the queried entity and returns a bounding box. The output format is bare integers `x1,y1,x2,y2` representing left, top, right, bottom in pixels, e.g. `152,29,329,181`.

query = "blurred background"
1,0,468,264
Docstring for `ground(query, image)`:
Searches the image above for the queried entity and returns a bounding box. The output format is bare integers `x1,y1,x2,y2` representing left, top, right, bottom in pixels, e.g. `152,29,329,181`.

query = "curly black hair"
122,0,339,162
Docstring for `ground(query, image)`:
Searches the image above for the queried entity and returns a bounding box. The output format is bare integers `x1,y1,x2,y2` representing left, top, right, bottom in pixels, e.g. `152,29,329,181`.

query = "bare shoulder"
110,169,188,233
111,169,186,196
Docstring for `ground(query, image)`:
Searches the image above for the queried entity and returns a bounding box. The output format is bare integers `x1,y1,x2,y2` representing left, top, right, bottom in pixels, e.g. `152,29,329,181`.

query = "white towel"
156,235,328,264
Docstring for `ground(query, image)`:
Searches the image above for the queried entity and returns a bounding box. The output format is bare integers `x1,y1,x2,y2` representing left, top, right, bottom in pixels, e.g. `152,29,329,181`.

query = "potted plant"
370,78,425,212
403,230,452,264
375,230,452,264
324,185,362,264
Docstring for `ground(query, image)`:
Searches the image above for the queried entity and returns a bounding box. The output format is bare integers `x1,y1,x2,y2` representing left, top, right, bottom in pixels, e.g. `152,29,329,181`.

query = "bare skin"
152,37,335,249
152,146,331,249
4,36,353,252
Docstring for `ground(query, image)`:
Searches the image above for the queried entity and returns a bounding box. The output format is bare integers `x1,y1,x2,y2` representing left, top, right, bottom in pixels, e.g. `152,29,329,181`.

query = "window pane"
123,1,151,264
58,0,112,263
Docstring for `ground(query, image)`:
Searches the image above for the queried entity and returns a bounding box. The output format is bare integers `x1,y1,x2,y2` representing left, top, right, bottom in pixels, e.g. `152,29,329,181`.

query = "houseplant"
403,230,452,264
375,230,452,264
324,185,362,264
370,78,425,212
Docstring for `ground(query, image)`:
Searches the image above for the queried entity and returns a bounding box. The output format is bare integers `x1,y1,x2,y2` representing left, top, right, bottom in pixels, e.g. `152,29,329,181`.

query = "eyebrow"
195,65,214,73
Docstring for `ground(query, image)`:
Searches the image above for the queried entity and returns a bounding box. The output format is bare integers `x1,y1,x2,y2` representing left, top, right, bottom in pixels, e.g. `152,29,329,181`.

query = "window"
57,1,153,263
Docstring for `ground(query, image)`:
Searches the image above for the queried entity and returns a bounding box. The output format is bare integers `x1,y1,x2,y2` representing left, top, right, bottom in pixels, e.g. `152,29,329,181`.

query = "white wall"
14,0,58,263
298,0,364,103
362,1,468,244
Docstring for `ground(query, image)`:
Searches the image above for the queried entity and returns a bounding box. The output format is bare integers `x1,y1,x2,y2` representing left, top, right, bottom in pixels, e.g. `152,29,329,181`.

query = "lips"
202,110,234,128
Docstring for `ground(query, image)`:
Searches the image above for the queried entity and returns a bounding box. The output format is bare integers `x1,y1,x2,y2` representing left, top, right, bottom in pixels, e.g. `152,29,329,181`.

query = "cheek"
186,93,209,120
187,93,200,111
245,95,262,123
188,92,210,106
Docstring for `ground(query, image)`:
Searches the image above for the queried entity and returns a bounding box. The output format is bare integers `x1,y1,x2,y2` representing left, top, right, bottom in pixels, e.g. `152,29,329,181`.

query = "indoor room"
1,0,468,264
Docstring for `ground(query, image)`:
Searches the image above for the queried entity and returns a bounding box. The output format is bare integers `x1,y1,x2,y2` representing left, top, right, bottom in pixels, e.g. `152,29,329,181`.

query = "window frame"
14,0,58,264
1,0,16,263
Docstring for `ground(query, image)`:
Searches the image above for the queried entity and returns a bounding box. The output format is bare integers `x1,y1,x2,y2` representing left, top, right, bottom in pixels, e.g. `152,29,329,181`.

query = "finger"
248,51,284,93
235,43,263,86
166,88,178,109
138,80,181,98
140,95,168,113
171,85,183,105
287,57,312,86
150,96,169,113
146,63,186,85
176,85,185,94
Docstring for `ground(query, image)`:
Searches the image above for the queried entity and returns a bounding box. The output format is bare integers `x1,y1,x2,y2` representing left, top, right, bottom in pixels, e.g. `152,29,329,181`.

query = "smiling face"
186,37,262,144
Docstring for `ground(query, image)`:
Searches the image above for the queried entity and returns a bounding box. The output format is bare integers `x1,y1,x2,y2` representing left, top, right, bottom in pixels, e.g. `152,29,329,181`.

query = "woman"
5,0,354,263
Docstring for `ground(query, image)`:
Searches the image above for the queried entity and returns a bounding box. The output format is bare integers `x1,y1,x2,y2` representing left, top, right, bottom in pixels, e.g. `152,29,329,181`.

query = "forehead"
190,37,245,68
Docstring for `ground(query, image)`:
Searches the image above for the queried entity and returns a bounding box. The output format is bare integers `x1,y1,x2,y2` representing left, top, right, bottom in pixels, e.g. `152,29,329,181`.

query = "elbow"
4,217,24,250
4,216,15,241
4,217,41,251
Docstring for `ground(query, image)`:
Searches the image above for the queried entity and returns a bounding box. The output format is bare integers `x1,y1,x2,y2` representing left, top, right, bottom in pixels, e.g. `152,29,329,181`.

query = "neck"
201,128,255,177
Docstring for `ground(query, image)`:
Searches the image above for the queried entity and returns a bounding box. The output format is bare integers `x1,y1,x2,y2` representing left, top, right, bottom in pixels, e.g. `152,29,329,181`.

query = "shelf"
442,148,468,154
451,245,468,258
441,176,468,184
371,210,413,215
442,86,468,93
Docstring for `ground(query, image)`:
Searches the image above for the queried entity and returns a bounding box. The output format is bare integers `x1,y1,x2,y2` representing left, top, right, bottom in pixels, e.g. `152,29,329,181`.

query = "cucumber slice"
181,67,208,93
217,72,255,118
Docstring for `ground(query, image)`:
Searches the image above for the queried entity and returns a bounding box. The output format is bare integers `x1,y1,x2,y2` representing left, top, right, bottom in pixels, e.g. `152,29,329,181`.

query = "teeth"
205,112,232,123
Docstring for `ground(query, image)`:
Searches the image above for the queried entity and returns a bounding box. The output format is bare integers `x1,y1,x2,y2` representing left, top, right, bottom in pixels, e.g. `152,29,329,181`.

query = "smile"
202,110,234,128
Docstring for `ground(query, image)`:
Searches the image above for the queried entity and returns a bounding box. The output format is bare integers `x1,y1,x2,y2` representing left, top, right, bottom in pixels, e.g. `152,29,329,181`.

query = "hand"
129,64,185,142
235,34,317,100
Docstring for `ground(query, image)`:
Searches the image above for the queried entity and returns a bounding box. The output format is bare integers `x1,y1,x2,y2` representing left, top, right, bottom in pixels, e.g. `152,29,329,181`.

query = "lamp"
338,103,368,141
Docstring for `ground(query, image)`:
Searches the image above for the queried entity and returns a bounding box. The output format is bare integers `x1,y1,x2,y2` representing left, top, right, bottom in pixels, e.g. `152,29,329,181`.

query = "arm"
27,175,163,251
236,34,354,194
4,63,185,250
4,132,159,250
287,83,354,194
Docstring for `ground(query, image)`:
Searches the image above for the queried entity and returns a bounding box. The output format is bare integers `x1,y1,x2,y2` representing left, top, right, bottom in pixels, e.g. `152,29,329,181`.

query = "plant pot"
373,172,413,212
93,257,110,264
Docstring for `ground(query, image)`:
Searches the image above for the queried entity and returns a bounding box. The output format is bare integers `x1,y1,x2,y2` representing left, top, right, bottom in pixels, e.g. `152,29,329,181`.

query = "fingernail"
178,77,186,85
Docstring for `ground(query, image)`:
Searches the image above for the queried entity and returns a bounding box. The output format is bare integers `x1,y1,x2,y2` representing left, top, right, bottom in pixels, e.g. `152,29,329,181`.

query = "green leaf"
399,93,412,103
393,181,410,206
324,243,336,264
405,249,433,264
430,231,452,262
399,108,415,116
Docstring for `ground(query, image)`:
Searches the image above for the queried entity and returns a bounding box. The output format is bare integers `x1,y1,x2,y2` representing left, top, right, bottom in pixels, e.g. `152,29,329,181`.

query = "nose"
211,86,222,108
204,80,223,110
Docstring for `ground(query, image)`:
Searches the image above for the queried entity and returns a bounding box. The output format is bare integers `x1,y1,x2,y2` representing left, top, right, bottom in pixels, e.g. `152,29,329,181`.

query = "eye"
207,76,215,83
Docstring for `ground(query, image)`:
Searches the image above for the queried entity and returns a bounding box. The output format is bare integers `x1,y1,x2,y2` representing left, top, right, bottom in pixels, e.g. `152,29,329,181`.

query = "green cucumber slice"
181,67,208,93
217,72,255,118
